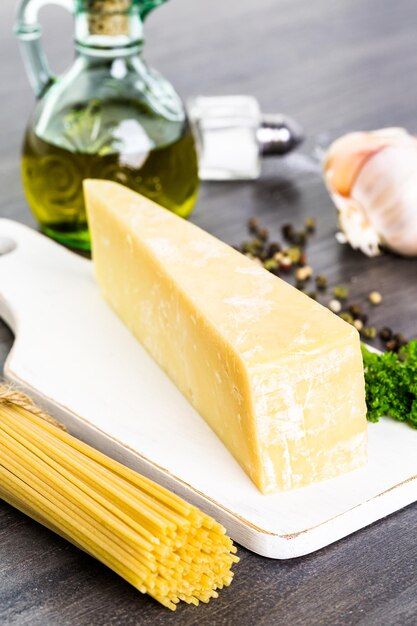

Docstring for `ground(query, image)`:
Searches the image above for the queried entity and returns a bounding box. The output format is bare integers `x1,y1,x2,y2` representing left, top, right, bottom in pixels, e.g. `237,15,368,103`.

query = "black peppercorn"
385,339,398,352
379,327,393,341
393,333,407,347
247,217,259,235
348,304,362,319
291,231,307,246
282,224,294,241
267,242,281,258
257,228,269,242
315,275,327,290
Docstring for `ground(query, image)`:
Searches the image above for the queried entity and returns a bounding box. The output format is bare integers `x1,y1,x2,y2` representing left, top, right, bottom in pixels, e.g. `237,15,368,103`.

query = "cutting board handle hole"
0,237,17,256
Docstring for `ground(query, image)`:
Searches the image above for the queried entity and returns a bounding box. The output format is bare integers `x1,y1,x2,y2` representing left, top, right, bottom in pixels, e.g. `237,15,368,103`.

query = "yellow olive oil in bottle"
16,0,199,250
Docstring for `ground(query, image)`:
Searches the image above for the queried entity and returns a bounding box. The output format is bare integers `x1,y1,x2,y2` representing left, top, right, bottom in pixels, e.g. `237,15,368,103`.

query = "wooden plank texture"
1,0,417,624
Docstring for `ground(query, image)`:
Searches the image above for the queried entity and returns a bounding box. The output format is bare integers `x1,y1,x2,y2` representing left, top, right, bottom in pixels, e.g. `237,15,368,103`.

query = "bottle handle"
139,0,168,21
15,0,73,98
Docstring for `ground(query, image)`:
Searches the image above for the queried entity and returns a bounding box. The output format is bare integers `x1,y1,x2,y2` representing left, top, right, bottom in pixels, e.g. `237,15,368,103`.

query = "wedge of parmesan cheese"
85,180,367,494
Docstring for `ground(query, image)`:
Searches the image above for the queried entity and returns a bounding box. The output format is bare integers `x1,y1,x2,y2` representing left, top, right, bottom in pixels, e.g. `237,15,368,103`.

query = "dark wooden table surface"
1,0,417,624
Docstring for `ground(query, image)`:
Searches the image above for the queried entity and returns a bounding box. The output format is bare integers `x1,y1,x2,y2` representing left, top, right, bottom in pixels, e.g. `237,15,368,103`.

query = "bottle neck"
74,4,144,58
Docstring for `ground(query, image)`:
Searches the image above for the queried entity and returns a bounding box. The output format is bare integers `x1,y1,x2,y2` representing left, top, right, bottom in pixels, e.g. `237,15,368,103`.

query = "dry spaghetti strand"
0,385,238,610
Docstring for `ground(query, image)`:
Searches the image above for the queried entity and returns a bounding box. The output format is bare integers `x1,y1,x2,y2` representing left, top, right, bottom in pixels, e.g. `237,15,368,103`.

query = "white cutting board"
0,218,416,559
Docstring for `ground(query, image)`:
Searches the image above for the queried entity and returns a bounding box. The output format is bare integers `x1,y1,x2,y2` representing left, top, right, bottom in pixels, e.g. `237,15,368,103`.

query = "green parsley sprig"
361,341,417,428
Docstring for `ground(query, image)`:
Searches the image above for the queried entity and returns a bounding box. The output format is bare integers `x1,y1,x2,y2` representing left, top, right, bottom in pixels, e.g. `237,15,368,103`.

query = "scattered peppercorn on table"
1,0,417,624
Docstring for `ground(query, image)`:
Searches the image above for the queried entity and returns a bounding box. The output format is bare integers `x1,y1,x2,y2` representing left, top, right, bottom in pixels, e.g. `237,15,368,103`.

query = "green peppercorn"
362,326,377,339
240,239,259,254
340,312,354,325
332,285,349,300
305,217,316,233
244,244,256,256
263,258,279,272
287,246,302,264
244,239,264,257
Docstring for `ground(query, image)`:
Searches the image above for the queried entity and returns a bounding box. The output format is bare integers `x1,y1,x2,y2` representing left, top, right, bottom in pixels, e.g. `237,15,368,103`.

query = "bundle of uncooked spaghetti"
0,387,238,610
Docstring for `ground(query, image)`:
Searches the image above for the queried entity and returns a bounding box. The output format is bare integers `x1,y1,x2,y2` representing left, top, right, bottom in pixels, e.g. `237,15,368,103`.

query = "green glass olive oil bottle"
16,0,199,250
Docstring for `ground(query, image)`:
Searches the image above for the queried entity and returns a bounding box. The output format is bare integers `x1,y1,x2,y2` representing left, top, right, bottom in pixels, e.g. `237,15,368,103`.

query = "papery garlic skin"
324,128,417,257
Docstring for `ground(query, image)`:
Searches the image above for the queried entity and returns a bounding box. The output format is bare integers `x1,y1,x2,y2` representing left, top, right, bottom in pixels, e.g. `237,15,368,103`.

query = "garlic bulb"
323,127,417,256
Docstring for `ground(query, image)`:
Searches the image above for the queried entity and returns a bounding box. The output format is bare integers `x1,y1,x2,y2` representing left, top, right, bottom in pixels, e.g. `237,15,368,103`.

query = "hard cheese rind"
84,180,367,494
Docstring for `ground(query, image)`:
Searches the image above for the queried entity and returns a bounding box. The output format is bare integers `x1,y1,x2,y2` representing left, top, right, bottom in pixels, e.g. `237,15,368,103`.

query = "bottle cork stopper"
86,0,132,36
